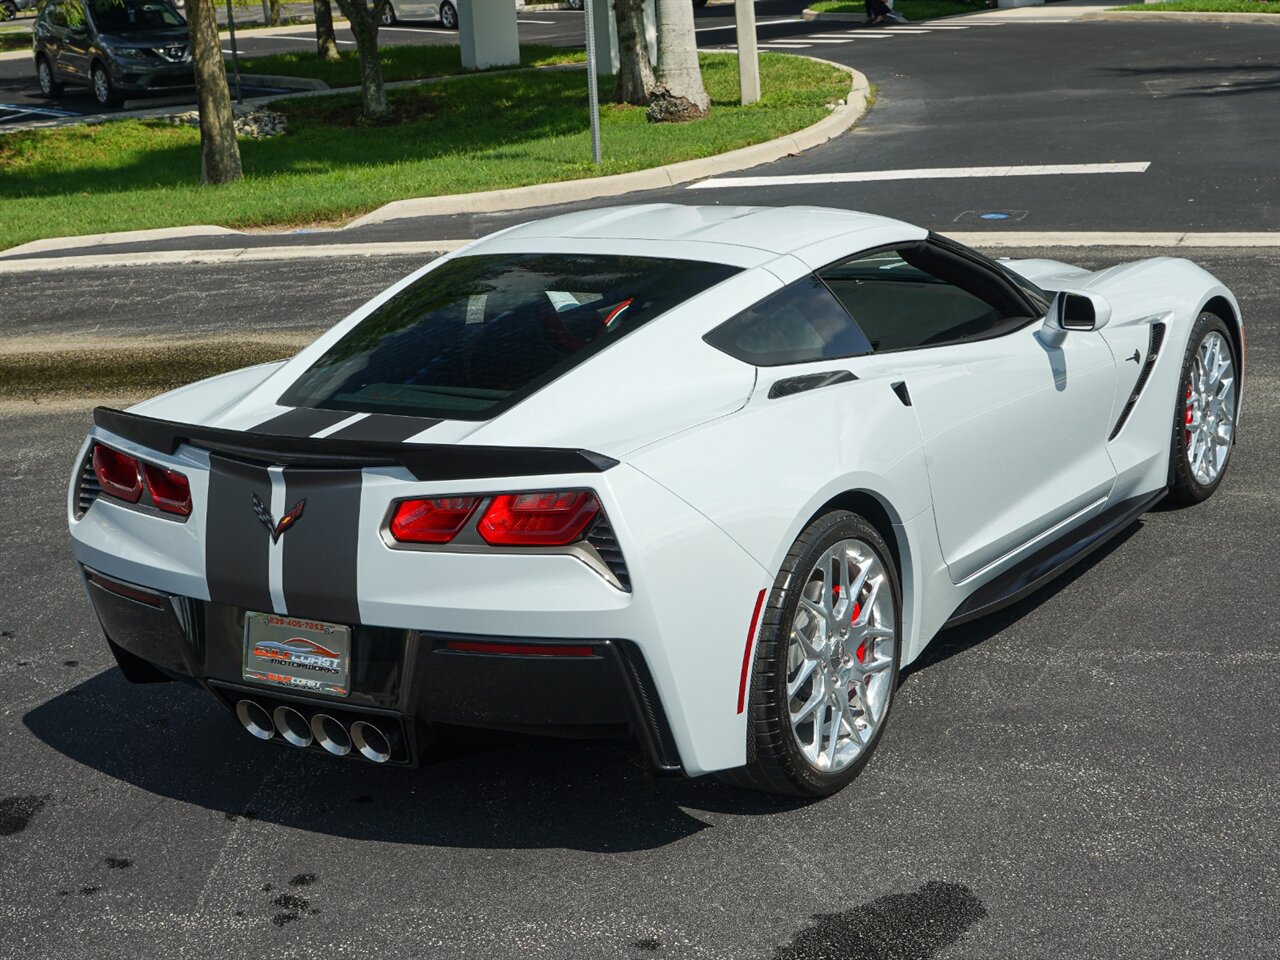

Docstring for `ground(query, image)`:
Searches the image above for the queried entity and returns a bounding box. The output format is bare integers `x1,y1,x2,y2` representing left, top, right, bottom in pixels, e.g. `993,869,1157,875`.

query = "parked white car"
67,205,1243,797
378,0,458,28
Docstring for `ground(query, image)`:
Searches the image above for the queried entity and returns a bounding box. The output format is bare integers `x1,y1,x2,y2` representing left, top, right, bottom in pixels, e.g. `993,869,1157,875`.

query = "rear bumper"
83,565,682,772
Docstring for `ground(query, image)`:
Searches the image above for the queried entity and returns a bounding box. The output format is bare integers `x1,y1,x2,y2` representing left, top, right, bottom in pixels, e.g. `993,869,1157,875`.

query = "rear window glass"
280,253,740,420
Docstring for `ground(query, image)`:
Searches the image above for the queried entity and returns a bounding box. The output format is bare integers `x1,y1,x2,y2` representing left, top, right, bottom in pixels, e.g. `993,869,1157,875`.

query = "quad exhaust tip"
311,713,352,756
235,699,275,741
350,720,392,764
273,706,314,748
234,698,395,762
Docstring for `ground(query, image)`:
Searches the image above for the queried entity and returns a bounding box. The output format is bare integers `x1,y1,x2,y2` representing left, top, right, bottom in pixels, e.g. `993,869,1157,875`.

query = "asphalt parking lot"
0,246,1276,959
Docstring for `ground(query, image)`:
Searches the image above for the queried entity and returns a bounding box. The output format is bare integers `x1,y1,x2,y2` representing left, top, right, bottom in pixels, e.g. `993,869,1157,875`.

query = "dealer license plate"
243,612,351,697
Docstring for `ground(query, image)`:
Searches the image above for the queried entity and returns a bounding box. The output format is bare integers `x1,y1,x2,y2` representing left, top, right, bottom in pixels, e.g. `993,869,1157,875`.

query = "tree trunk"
314,0,341,62
648,0,708,122
186,0,243,183
612,0,654,105
333,0,388,118
268,0,283,26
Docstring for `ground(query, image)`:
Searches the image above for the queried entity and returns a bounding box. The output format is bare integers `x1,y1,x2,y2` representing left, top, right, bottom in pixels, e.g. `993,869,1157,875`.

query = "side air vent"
1109,322,1167,441
586,515,632,592
75,449,102,518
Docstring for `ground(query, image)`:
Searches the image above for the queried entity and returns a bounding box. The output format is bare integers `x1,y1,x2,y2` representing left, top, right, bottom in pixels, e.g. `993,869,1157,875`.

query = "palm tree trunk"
332,0,389,118
648,0,708,122
186,0,243,183
613,0,654,105
314,0,341,62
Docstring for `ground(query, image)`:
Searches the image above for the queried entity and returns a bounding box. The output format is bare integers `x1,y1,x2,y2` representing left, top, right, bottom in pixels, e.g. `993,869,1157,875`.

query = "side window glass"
47,2,67,27
821,248,1023,352
704,274,871,366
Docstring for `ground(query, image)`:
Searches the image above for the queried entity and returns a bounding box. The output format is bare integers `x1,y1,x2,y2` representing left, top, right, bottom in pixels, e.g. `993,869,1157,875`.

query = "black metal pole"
225,0,242,103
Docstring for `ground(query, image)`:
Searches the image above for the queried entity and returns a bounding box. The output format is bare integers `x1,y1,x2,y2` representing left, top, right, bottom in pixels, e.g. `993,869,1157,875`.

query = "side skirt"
943,490,1165,629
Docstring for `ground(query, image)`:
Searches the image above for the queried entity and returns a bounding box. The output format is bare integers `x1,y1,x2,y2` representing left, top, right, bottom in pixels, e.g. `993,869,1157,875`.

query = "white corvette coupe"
67,206,1243,796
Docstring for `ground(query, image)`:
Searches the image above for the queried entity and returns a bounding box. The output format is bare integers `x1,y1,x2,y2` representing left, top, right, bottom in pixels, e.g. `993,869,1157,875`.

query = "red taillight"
91,443,191,516
389,497,481,543
92,444,143,503
477,490,600,546
142,463,192,517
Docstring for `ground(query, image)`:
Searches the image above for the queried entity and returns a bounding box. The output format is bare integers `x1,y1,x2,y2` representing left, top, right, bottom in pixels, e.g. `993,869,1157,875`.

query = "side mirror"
1053,289,1111,332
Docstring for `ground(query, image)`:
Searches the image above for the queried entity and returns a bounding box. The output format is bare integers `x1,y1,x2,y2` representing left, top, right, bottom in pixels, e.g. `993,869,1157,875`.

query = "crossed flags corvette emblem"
252,493,307,543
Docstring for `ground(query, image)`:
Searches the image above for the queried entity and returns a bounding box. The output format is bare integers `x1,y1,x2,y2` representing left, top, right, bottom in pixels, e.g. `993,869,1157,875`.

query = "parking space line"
689,161,1153,190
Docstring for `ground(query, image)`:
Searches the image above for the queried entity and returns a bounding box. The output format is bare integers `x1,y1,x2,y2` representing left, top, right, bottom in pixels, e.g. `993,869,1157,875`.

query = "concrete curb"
0,240,468,274
347,59,870,227
2,225,242,259
236,72,331,91
1079,10,1280,23
3,234,1278,274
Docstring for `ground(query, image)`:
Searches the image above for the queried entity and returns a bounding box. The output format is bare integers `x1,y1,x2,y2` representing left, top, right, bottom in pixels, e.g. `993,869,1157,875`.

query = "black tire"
722,511,902,797
91,62,118,108
379,2,396,26
1168,312,1238,504
693,0,710,7
36,55,64,98
439,0,457,29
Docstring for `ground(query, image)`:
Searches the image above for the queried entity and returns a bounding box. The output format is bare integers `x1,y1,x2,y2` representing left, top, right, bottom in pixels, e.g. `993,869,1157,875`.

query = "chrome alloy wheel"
92,66,111,105
786,538,896,773
1185,330,1236,486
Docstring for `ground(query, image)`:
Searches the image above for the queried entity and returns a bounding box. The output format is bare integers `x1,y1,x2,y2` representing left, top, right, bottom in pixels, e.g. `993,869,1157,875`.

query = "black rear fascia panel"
943,490,1164,628
93,407,619,481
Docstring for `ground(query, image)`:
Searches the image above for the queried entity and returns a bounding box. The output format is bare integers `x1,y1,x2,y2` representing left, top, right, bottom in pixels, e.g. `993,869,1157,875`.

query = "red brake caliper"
1185,381,1194,447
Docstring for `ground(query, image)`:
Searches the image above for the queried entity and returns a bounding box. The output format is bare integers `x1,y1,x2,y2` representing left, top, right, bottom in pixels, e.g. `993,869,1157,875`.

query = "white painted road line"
4,233,1278,273
696,17,806,32
761,43,813,48
689,161,1153,190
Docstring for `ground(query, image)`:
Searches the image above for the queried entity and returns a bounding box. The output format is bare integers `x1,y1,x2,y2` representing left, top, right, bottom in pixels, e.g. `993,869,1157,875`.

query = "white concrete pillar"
459,0,520,71
644,0,656,65
589,0,620,75
735,0,759,105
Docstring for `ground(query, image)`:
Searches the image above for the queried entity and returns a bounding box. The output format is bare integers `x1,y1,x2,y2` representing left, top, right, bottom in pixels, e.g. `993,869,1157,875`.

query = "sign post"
583,0,603,165
226,0,242,103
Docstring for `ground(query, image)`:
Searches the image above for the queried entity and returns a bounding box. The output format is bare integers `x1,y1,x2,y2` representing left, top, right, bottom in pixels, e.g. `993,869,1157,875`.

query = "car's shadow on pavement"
23,669,808,853
24,521,1147,853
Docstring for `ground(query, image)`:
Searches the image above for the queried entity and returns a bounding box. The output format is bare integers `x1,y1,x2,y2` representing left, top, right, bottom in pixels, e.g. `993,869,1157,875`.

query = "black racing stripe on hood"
280,468,362,625
322,414,442,443
205,455,273,614
251,407,353,438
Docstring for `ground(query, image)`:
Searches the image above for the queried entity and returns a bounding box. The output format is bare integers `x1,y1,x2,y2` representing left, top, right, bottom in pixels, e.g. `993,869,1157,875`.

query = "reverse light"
477,490,600,546
92,444,143,503
142,463,192,517
389,497,481,543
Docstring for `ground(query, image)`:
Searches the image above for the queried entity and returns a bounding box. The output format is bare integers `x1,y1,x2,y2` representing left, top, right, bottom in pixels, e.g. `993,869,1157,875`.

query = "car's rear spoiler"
93,407,619,482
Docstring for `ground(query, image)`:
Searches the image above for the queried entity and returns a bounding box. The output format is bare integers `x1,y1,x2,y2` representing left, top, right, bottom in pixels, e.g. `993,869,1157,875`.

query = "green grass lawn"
237,42,586,86
0,30,33,52
1113,0,1280,11
0,53,850,251
809,0,988,20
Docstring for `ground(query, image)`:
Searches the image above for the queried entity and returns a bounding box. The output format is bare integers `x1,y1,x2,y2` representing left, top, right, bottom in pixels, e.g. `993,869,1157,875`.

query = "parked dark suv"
33,0,193,108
